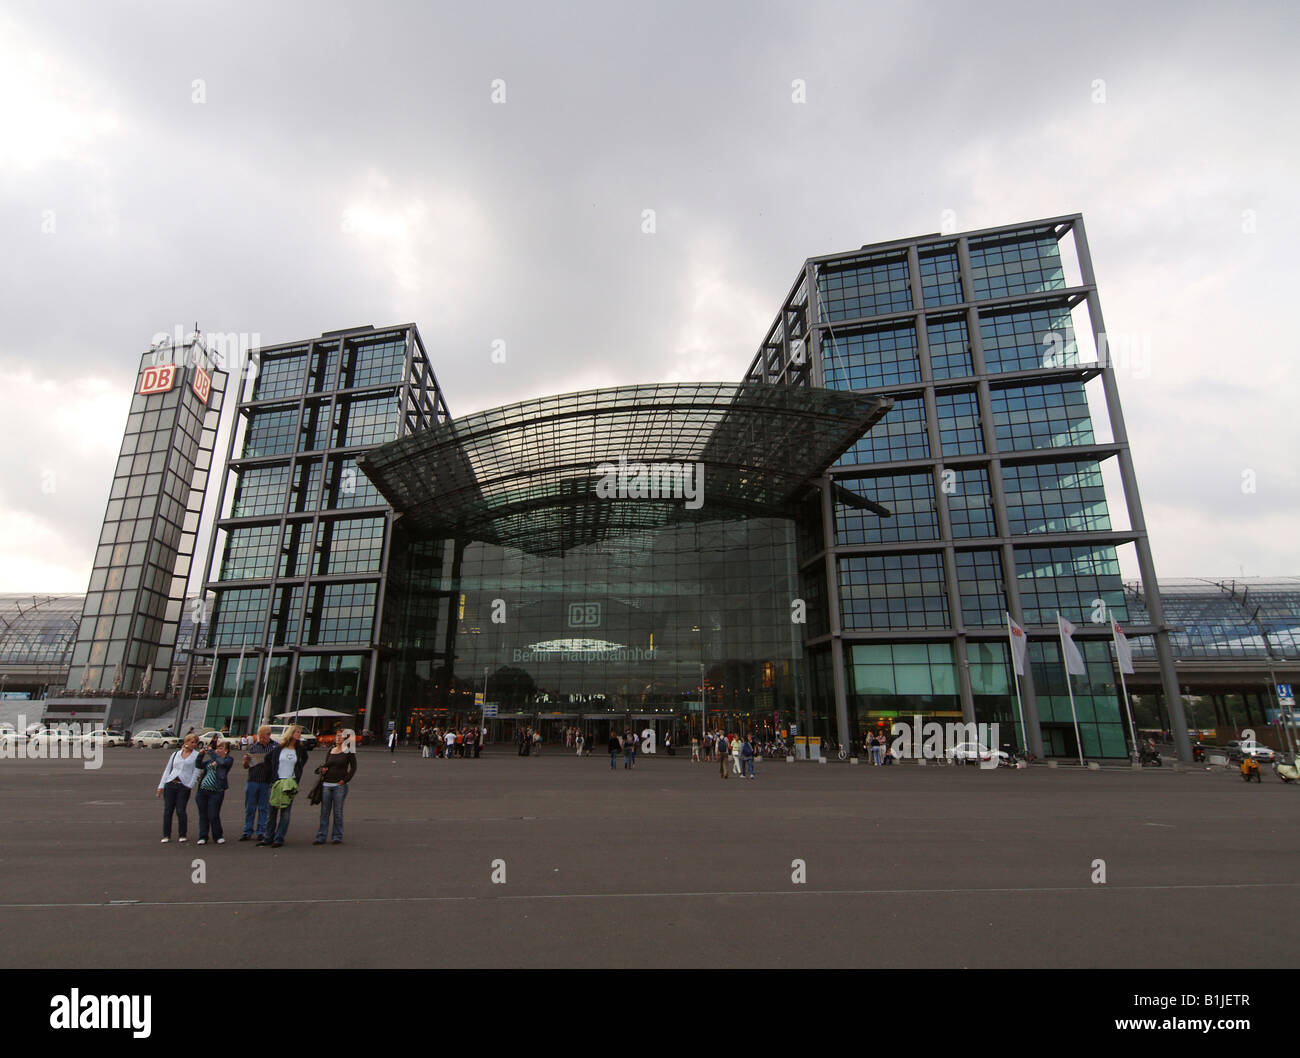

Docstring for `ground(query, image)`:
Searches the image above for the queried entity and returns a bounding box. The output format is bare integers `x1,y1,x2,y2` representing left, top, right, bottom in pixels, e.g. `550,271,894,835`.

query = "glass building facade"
197,325,449,733
178,217,1194,758
62,340,226,700
744,215,1188,759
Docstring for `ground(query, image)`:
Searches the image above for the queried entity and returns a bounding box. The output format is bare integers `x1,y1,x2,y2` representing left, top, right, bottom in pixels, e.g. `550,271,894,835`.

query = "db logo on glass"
192,366,212,404
568,603,601,628
137,364,176,395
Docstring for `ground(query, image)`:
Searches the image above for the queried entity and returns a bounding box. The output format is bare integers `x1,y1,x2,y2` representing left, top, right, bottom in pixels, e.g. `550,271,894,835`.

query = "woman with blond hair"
258,725,310,848
313,729,357,845
156,732,201,842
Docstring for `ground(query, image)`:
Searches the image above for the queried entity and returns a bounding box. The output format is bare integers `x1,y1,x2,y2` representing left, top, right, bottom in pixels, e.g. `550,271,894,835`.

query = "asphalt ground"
1,745,1296,968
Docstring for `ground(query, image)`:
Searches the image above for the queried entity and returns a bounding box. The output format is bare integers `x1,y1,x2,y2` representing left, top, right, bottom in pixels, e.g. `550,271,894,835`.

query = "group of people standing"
864,731,894,765
156,724,357,847
416,723,485,759
607,730,644,769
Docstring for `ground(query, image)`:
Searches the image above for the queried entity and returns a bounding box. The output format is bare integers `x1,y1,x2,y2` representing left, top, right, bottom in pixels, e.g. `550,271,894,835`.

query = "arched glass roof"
0,594,83,668
358,382,892,556
1123,577,1300,660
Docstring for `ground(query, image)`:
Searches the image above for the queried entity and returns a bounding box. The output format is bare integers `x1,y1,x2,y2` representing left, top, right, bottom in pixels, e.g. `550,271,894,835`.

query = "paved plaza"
1,747,1296,967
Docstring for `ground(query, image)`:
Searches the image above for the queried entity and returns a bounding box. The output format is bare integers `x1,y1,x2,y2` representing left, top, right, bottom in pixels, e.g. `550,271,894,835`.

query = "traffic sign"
1278,684,1294,706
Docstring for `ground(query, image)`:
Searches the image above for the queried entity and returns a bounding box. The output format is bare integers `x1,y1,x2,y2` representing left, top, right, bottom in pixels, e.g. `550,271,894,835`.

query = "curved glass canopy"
358,382,892,555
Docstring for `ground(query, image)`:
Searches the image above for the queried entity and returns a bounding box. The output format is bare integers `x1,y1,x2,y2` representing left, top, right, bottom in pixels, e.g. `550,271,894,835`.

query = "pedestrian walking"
718,733,729,778
624,730,636,769
691,735,700,762
608,730,622,770
575,732,585,757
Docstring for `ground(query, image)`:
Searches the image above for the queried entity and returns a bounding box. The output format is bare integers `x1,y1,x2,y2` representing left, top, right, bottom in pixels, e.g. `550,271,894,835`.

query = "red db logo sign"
138,364,176,395
192,366,212,404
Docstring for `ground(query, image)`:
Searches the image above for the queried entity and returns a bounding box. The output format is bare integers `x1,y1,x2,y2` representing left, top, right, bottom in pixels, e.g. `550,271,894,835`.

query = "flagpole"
231,640,246,734
1112,617,1139,762
259,642,275,726
1059,612,1085,766
1006,614,1028,753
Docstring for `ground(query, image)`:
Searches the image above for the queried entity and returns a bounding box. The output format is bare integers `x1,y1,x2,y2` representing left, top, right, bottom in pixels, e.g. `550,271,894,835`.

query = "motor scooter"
1240,757,1262,783
1272,756,1299,783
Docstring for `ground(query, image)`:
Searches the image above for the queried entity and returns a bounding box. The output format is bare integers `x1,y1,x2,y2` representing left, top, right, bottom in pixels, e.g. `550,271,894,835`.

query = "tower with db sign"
48,336,227,727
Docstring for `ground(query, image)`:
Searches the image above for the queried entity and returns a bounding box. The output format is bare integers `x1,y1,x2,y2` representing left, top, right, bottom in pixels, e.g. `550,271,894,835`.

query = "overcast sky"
1,0,1297,594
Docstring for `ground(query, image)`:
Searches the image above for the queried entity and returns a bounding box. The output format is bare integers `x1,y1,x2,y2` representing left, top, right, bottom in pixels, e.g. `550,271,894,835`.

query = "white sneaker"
196,839,207,845
178,837,187,843
160,837,169,843
216,838,225,844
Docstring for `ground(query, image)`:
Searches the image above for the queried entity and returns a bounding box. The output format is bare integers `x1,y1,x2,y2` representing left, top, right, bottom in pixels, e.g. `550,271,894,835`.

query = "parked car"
81,728,130,747
1226,740,1276,763
133,729,180,749
25,728,84,750
266,724,317,750
946,742,1009,766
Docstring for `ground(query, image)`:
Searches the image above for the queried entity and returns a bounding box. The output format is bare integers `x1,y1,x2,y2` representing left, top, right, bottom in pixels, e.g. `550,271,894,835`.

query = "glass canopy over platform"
357,382,892,556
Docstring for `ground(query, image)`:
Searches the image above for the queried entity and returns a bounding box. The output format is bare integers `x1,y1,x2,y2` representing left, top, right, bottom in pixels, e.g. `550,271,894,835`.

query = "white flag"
1007,614,1028,677
1111,615,1134,675
1058,614,1087,676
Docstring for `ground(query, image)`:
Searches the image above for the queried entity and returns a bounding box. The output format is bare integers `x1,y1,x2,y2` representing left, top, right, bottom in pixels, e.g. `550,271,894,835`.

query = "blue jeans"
316,784,348,842
243,781,270,837
265,801,293,844
610,751,618,769
162,781,191,838
196,789,225,840
744,757,755,777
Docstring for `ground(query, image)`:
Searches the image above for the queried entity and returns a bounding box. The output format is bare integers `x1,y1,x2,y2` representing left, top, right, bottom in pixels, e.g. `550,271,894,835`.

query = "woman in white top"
156,733,201,843
260,726,309,848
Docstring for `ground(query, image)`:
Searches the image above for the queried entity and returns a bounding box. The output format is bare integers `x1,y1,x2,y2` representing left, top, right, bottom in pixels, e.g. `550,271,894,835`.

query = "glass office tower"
745,214,1187,759
198,325,448,734
60,339,226,721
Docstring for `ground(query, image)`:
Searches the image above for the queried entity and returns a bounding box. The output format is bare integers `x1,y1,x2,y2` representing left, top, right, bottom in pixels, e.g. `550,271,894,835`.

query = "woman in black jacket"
313,730,358,845
259,727,309,848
